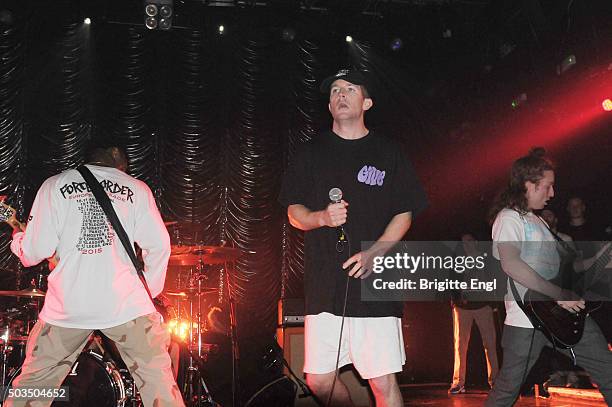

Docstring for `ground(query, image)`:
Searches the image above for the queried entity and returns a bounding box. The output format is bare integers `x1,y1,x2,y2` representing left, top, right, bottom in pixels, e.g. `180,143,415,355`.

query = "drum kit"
0,223,242,407
161,241,241,407
0,285,47,404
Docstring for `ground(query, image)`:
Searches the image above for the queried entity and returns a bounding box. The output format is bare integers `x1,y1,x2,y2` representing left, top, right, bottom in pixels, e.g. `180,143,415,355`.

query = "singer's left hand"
343,251,373,279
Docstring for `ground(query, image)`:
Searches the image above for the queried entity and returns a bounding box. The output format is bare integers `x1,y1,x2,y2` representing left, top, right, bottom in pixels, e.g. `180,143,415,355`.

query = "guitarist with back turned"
484,147,612,406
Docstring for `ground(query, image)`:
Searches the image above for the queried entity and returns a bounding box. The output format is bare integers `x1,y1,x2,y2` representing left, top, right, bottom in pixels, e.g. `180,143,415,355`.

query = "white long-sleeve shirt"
11,165,170,329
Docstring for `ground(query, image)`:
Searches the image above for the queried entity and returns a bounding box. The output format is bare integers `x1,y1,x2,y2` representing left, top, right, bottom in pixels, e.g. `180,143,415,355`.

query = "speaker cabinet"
277,326,373,407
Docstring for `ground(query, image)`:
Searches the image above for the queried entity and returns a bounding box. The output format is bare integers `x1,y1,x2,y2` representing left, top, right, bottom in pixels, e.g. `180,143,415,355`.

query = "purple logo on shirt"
357,165,385,186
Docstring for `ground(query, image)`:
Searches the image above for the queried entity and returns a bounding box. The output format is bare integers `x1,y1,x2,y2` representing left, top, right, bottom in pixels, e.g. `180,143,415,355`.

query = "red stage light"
602,99,612,111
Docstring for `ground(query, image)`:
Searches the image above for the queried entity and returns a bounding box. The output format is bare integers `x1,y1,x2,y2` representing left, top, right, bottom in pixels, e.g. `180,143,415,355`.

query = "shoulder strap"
508,276,526,308
536,215,578,255
76,165,154,303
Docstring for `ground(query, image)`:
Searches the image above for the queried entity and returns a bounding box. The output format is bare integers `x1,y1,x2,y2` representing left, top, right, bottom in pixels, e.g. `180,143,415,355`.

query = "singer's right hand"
321,200,348,227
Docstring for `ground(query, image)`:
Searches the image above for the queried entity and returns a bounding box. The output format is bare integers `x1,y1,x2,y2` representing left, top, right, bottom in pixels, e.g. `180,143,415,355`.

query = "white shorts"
303,312,406,380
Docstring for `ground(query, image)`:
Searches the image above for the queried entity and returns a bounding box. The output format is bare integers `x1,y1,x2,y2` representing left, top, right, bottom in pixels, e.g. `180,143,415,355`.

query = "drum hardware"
181,348,219,407
1,322,28,400
0,306,28,322
163,244,241,406
0,296,43,388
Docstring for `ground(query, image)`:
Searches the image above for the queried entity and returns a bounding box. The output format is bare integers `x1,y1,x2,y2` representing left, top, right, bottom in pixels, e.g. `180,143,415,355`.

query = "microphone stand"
226,258,241,407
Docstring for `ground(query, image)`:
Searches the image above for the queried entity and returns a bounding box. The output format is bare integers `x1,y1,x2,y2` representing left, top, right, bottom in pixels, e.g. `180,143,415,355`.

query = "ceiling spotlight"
0,9,14,26
281,27,296,42
145,16,158,29
511,93,528,109
159,18,171,30
83,17,91,25
499,43,516,59
144,0,172,30
345,35,353,43
390,37,403,51
145,4,158,16
159,5,172,18
602,99,612,112
557,54,576,75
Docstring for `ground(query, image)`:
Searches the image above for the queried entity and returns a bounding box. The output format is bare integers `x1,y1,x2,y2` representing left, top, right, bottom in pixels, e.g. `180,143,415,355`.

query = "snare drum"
2,350,139,407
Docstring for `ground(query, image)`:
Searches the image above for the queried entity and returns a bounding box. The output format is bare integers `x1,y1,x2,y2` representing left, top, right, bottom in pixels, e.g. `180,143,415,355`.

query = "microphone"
328,188,346,244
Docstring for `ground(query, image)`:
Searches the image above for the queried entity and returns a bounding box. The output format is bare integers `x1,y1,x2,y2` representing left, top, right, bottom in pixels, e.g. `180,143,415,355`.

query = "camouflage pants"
4,313,184,407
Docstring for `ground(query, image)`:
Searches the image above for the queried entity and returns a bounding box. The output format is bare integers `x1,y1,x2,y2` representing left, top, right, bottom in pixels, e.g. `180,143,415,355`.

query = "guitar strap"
76,165,154,305
536,215,579,256
507,277,544,330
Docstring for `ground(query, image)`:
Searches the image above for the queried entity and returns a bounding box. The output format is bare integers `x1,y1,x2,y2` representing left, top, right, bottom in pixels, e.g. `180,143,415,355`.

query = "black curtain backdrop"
1,2,611,393
2,5,429,340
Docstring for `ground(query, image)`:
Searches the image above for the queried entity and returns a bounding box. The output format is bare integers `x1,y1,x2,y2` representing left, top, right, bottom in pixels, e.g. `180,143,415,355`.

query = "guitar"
0,198,25,232
524,242,611,348
0,197,58,269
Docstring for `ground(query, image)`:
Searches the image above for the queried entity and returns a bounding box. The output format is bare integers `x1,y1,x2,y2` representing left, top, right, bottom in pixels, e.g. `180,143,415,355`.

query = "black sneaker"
537,385,550,399
448,385,466,395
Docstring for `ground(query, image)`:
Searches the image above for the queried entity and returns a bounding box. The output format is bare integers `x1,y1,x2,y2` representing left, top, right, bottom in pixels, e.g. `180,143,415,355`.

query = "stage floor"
400,385,604,406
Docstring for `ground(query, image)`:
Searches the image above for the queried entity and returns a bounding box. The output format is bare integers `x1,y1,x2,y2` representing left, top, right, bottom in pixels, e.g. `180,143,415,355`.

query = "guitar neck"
0,201,25,232
591,244,612,272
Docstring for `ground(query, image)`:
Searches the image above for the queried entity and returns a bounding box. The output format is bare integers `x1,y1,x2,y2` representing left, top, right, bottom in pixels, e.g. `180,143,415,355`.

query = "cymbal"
190,246,241,258
0,288,46,298
168,254,206,267
168,246,240,266
168,245,240,266
164,221,179,227
170,245,192,256
164,288,217,297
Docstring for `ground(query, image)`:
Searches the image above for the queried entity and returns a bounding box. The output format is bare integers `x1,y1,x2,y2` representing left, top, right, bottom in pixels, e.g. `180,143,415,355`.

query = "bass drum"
54,350,139,406
3,350,139,407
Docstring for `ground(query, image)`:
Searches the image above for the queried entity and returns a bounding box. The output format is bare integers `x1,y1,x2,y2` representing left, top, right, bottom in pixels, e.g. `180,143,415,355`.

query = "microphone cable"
326,230,351,407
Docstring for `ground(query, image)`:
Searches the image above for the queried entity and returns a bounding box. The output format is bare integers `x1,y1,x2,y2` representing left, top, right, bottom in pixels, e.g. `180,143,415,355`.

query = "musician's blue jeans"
484,317,612,406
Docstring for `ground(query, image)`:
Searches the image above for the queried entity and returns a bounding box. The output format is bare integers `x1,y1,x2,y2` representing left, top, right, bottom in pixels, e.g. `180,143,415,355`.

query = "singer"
279,69,427,407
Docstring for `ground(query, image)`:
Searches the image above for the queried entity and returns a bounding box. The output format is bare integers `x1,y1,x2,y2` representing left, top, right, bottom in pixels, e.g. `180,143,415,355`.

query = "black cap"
319,69,371,97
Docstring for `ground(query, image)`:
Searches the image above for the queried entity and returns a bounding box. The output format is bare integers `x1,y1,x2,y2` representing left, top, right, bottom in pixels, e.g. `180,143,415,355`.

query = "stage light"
144,0,172,30
499,43,516,58
166,319,196,341
511,93,527,109
160,5,172,18
83,17,91,25
390,37,403,51
602,99,612,112
281,27,296,42
345,35,353,43
218,25,225,34
0,9,14,26
145,17,158,29
145,4,158,16
557,54,576,75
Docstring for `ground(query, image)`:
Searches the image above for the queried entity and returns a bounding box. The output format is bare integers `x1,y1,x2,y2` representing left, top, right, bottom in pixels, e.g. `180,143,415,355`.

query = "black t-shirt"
279,130,428,317
562,222,606,258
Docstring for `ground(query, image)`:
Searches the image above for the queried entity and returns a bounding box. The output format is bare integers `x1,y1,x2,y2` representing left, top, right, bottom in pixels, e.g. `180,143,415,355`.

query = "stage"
399,385,606,407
